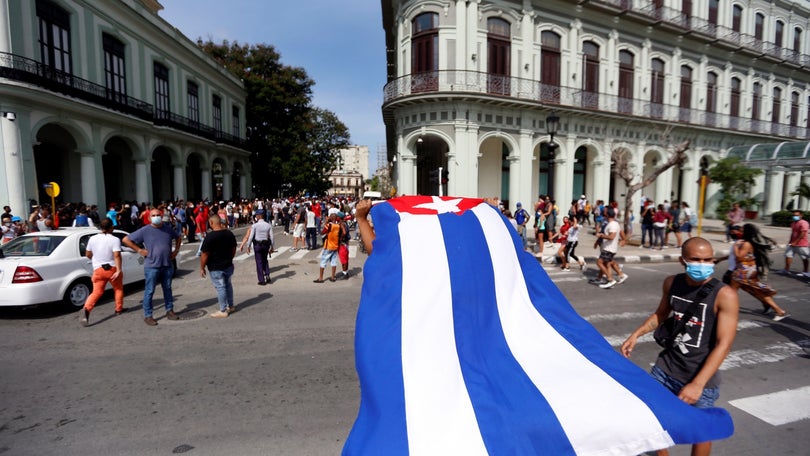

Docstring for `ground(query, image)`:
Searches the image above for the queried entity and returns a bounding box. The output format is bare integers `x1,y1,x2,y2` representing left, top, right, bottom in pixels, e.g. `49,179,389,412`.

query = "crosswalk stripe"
729,386,810,425
720,338,810,371
270,246,290,260
290,248,309,260
348,244,357,259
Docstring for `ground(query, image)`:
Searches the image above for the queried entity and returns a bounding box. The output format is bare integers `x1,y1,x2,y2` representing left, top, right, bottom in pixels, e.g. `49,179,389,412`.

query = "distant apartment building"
0,0,252,214
327,145,370,198
380,0,810,214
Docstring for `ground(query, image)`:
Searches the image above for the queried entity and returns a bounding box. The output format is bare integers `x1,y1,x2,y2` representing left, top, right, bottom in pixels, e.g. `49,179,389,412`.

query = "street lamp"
546,112,560,197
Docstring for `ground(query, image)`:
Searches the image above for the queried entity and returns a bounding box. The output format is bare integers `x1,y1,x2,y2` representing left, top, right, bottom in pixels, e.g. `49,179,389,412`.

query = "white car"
0,228,146,308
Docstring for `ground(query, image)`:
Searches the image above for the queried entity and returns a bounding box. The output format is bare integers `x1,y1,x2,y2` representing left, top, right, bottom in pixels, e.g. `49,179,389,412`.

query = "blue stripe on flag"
509,216,734,446
439,209,576,454
343,203,409,455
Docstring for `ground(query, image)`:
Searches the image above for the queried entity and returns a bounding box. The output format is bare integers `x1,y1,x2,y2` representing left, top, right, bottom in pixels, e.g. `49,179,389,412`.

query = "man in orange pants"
80,218,125,326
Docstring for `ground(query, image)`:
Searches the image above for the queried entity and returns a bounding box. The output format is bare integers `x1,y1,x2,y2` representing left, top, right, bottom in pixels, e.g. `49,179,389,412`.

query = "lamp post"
546,112,560,197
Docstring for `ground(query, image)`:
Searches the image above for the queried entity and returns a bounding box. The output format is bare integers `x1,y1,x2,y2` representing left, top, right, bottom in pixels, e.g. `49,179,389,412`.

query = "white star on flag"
413,196,464,214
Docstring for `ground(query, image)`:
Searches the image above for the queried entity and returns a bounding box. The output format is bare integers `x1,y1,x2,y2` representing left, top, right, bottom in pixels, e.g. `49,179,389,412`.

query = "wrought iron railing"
586,1,810,67
383,70,809,139
0,52,246,148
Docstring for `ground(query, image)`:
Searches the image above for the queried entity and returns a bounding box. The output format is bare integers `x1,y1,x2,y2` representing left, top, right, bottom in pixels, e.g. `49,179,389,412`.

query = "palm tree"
792,182,810,200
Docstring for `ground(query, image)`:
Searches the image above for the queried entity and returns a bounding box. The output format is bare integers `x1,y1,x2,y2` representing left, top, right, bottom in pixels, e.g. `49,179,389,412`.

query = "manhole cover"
176,309,206,321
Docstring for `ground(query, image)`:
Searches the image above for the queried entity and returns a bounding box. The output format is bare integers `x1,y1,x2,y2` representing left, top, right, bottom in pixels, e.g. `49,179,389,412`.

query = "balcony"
584,1,810,68
0,52,246,148
383,70,809,140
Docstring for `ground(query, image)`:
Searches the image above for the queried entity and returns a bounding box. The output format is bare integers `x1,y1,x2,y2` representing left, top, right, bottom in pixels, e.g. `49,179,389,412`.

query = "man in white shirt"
595,207,628,289
80,219,126,326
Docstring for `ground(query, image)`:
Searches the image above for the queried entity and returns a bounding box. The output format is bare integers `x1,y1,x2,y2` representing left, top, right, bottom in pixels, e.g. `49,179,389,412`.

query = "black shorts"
599,251,616,262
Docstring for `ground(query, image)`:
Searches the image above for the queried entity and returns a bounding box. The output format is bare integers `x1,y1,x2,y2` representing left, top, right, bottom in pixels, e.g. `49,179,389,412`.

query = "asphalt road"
0,227,807,455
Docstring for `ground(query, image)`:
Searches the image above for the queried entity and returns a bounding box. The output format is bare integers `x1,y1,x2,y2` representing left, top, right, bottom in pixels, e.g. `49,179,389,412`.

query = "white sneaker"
617,274,629,284
579,261,586,271
772,313,790,322
599,280,617,289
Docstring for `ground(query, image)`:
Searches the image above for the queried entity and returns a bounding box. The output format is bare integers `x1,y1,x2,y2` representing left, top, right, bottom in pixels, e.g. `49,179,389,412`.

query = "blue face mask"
685,262,714,282
793,215,801,222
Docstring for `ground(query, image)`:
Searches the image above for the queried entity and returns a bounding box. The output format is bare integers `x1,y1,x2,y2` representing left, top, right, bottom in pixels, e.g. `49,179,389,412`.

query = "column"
240,175,247,199
508,153,521,212
222,173,232,201
78,150,99,206
801,173,810,210
679,166,699,208
0,0,12,53
783,171,800,210
134,160,149,204
173,165,185,201
456,0,467,70
765,169,784,215
592,158,610,203
201,168,212,201
517,129,534,211
2,114,25,216
655,167,672,206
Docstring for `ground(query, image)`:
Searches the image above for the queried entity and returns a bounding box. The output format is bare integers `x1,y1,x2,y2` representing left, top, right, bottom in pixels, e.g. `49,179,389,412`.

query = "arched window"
540,31,561,103
36,0,72,73
618,50,634,114
708,0,719,26
679,65,692,122
582,41,599,109
487,18,511,95
732,5,743,32
772,87,782,123
775,20,784,47
730,77,741,128
411,12,439,92
650,58,665,118
755,13,764,41
752,82,762,120
790,92,799,127
706,71,718,125
794,28,802,53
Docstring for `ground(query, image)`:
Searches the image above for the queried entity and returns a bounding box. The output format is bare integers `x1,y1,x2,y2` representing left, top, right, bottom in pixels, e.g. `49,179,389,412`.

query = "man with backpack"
514,202,530,250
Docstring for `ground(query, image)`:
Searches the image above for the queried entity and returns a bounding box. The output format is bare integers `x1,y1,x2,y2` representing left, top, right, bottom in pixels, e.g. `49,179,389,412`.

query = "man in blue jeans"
200,214,237,318
621,238,739,456
123,208,182,326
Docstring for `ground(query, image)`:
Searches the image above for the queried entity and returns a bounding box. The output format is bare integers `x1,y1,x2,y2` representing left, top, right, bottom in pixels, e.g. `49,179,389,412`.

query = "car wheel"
63,279,92,308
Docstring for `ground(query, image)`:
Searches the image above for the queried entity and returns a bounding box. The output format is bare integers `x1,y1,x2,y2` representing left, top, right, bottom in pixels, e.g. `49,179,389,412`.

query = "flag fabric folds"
343,196,733,456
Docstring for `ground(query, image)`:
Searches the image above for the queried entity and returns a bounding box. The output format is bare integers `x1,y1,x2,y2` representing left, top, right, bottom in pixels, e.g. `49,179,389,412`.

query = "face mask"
793,215,801,222
685,262,714,282
151,216,162,225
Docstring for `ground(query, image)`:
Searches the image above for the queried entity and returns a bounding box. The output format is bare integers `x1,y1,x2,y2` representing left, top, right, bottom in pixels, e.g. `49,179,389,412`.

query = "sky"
159,0,387,173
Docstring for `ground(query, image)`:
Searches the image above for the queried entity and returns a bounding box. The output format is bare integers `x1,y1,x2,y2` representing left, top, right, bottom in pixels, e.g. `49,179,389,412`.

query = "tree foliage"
198,40,350,197
707,157,763,218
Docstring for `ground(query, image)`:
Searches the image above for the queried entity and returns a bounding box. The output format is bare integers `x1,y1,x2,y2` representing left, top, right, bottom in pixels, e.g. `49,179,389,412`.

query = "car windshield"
0,235,66,257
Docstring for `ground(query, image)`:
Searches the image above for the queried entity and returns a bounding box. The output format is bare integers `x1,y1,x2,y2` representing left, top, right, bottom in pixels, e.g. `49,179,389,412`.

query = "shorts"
680,222,692,233
338,244,349,265
650,365,719,409
785,245,810,260
598,250,616,263
320,249,339,268
293,223,305,238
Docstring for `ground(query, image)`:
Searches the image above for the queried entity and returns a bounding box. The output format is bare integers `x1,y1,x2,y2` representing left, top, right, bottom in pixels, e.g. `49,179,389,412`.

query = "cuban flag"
343,196,733,456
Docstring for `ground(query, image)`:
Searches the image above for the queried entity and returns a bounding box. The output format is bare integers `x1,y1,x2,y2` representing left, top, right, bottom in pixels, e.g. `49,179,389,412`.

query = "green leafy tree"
281,108,350,195
199,40,334,197
707,157,763,218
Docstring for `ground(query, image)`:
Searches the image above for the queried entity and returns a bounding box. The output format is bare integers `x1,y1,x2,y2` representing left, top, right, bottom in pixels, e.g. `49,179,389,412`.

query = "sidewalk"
527,217,793,265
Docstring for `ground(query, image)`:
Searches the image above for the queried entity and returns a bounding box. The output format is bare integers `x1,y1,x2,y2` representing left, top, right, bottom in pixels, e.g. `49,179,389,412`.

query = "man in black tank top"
621,237,740,456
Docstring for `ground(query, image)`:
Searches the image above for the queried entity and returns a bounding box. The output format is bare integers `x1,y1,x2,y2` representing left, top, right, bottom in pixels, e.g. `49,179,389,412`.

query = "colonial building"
0,0,252,215
380,0,810,216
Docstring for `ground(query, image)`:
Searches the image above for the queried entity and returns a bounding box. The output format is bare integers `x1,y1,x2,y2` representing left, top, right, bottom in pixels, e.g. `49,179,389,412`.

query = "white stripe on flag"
473,205,673,455
398,213,488,455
